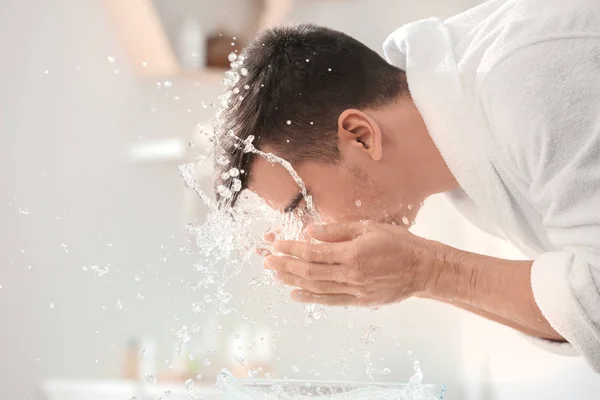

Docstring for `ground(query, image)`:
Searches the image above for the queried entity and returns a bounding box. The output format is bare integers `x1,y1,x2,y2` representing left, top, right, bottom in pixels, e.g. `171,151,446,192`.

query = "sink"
220,376,445,399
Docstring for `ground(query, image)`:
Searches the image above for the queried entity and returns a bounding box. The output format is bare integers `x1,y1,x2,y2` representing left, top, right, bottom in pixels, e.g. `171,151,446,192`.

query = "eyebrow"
284,192,304,213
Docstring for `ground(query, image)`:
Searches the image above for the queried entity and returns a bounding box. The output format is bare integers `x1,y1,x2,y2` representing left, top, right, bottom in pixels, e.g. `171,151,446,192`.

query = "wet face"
247,100,439,229
248,156,394,225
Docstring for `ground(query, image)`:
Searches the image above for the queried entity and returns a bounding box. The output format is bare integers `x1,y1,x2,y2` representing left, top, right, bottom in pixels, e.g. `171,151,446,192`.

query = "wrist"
420,242,478,302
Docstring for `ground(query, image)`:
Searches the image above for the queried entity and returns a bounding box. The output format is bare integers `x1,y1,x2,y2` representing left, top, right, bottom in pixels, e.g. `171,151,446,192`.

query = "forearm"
423,245,566,342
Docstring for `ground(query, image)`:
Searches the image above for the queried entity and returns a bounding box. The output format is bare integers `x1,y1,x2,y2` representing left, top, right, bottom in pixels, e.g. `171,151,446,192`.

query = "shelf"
128,138,187,163
140,68,227,86
103,0,293,78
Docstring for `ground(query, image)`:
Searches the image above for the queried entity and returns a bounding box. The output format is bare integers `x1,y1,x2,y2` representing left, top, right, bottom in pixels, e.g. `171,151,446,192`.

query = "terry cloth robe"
383,0,600,373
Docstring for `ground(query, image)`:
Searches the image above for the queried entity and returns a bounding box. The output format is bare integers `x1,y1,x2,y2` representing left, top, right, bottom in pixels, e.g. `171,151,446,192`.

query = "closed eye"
284,192,304,214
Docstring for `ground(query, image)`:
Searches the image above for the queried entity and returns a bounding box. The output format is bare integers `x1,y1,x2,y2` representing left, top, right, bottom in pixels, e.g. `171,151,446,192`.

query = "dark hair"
213,24,408,206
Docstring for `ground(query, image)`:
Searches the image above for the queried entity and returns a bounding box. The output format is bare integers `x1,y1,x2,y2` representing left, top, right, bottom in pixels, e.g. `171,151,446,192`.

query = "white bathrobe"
383,0,600,373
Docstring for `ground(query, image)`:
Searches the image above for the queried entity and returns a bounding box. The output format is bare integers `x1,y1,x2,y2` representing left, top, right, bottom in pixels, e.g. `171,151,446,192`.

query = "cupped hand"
264,221,444,306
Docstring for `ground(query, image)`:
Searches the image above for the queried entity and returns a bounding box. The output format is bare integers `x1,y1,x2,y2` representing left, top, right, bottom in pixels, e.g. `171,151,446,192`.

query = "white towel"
383,0,600,373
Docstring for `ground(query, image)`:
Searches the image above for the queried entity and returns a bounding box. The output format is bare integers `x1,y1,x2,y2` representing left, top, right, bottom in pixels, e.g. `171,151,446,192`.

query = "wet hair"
213,24,408,206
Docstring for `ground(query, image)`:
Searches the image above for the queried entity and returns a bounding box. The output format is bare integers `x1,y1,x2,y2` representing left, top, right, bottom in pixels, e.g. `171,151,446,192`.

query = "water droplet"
402,216,409,225
381,367,391,375
328,68,332,72
107,56,116,63
228,52,238,62
244,84,250,90
407,204,413,210
234,355,247,365
144,374,156,384
204,358,211,366
310,121,314,125
164,81,172,88
286,120,292,125
291,365,299,372
142,62,148,67
231,178,242,192
159,254,168,262
90,265,109,277
49,303,55,309
113,69,120,74
140,348,147,357
137,293,144,300
18,208,29,215
185,378,194,391
117,299,123,310
231,42,235,46
44,70,49,74
228,168,240,177
355,200,362,207
134,276,140,282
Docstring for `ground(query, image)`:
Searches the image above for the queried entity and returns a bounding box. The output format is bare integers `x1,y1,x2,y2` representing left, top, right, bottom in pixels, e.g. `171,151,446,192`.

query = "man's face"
247,154,414,229
246,102,433,230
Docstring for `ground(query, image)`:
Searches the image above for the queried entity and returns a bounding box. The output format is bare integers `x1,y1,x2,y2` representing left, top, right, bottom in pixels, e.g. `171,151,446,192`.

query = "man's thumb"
307,222,369,242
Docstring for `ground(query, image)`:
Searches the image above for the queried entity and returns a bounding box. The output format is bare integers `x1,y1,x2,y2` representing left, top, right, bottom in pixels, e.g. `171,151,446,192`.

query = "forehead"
247,155,301,212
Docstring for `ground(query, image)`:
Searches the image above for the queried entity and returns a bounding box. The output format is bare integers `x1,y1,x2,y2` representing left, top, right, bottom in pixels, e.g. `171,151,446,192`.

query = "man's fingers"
265,255,346,282
273,240,342,264
290,290,360,306
255,247,271,257
307,222,370,243
274,271,357,295
263,231,276,243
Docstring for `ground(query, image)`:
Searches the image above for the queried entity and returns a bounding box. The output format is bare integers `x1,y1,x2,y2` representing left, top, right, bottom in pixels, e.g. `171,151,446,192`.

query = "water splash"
218,369,444,400
173,52,440,399
240,135,321,224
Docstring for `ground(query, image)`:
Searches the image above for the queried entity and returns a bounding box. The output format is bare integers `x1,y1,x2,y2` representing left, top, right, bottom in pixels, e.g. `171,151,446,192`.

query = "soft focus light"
129,138,185,162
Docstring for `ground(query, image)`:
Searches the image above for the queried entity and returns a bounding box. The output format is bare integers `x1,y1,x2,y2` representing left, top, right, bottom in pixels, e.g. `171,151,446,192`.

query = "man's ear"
337,109,383,161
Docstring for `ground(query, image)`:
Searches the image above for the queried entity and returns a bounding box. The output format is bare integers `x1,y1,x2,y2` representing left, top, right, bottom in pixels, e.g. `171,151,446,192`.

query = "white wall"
0,1,223,398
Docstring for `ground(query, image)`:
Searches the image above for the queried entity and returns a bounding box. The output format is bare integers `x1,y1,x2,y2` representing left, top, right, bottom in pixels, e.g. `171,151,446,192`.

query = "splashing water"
239,135,322,226
217,368,444,400
171,53,442,399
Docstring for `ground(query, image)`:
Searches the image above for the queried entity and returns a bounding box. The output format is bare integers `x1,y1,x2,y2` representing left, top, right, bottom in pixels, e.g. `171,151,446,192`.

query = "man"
213,0,600,373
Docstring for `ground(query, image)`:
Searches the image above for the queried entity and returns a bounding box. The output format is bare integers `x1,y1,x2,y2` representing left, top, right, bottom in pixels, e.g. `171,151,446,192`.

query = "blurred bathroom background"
1,0,599,399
